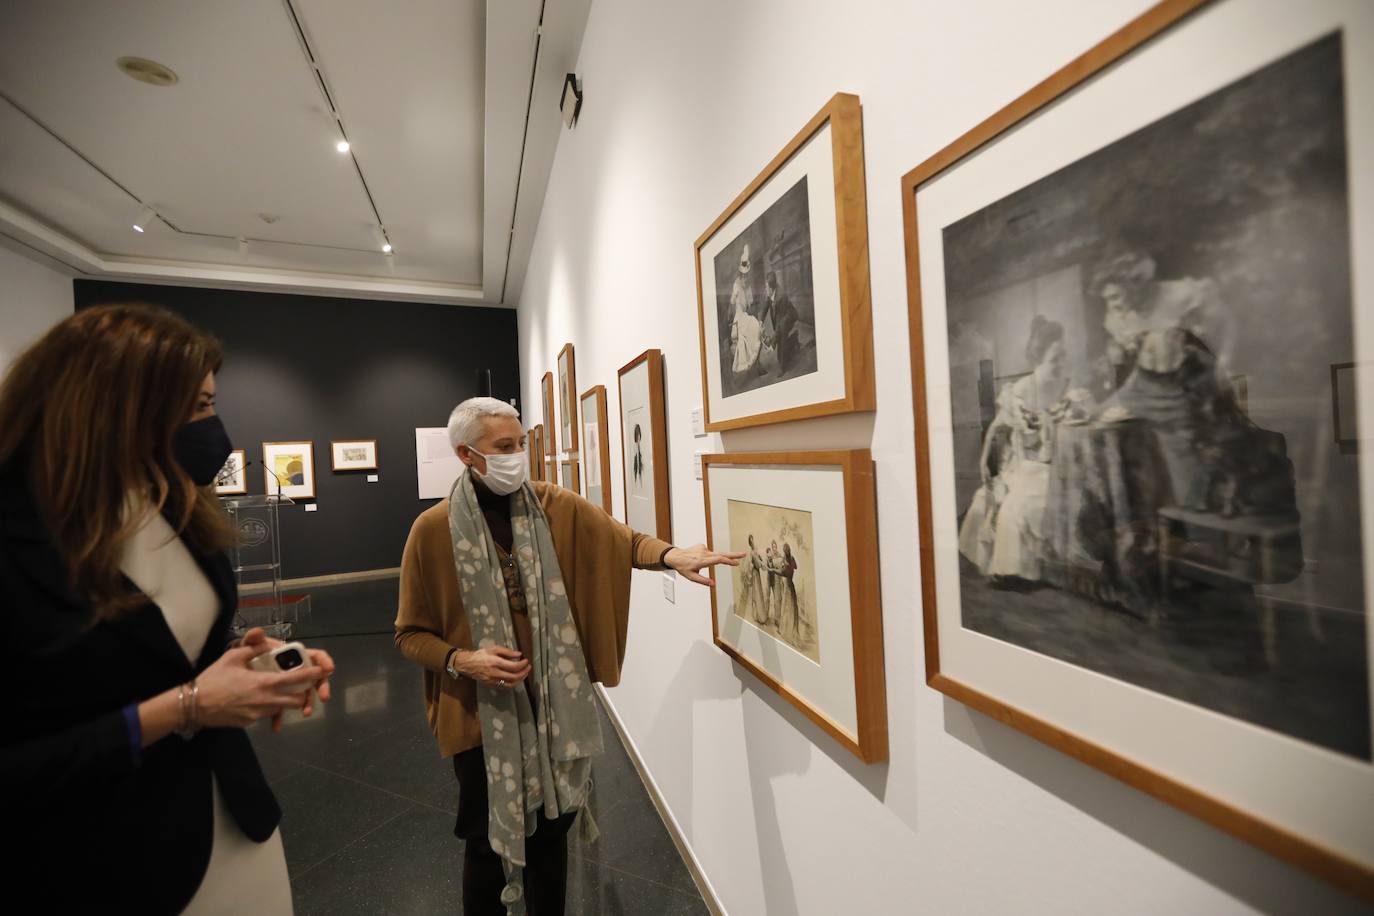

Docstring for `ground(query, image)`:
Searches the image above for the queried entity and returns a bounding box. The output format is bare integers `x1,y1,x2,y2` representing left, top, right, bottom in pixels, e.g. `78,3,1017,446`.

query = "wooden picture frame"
558,343,579,453
694,91,875,432
902,0,1373,897
527,427,542,480
546,456,557,486
530,425,546,481
617,348,671,541
702,449,886,763
262,441,315,500
541,372,557,455
560,457,581,492
330,439,378,471
579,385,614,513
215,449,247,495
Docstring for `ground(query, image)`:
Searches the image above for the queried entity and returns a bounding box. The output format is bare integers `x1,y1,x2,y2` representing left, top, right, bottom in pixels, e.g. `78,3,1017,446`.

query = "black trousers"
453,747,578,916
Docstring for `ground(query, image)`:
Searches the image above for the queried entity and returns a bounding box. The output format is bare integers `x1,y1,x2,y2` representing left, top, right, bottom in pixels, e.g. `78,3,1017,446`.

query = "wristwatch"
445,648,463,680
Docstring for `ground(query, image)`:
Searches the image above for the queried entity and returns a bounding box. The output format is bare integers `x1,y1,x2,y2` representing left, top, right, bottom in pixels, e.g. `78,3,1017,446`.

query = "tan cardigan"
394,481,672,758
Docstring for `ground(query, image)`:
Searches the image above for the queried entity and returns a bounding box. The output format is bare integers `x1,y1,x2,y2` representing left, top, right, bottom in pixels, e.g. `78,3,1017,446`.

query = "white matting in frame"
910,0,1373,892
709,462,859,736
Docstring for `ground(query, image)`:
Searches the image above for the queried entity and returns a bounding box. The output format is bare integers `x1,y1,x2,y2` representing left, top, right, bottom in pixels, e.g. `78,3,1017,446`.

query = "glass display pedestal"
221,494,294,639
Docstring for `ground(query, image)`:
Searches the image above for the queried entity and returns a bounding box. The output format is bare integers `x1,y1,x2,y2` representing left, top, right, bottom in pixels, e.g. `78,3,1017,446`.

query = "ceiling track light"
131,205,156,233
372,224,393,255
336,139,350,153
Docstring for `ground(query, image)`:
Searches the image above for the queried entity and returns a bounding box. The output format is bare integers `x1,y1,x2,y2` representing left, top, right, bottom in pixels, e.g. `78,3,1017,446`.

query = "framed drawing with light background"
580,385,613,513
215,449,246,495
560,458,580,493
530,425,545,482
902,0,1373,895
703,450,886,763
694,92,875,432
542,372,557,454
262,441,315,500
618,348,671,541
330,439,378,471
558,343,578,453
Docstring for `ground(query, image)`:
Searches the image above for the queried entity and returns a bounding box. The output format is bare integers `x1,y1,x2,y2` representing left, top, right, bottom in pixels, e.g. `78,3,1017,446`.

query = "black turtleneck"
473,478,514,552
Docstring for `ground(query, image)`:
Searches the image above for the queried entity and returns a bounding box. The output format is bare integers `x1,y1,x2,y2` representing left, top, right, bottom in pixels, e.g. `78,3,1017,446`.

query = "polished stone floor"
247,625,707,915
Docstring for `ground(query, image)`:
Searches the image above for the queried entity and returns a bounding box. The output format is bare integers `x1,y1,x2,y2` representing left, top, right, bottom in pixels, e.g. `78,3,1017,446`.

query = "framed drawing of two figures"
694,92,875,432
904,0,1373,895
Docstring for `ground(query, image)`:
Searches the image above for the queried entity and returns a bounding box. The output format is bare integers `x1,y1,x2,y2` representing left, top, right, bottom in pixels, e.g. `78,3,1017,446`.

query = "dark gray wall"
74,280,520,579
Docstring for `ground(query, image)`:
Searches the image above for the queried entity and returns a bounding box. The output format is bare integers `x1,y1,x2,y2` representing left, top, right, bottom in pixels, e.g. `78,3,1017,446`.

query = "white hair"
447,397,520,450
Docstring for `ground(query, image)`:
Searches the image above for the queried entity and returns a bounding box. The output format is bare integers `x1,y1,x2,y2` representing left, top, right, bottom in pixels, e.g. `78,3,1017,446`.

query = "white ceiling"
0,0,589,305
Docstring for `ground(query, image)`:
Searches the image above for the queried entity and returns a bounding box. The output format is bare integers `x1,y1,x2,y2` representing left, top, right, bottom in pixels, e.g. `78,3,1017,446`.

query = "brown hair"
0,303,235,618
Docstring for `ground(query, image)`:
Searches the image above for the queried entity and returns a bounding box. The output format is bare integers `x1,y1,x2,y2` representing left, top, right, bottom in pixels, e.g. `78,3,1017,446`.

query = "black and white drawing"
943,33,1369,759
712,176,819,398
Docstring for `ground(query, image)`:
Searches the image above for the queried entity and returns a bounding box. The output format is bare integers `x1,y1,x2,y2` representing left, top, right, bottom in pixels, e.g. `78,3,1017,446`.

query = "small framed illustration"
694,91,875,432
560,457,581,492
262,441,315,500
530,425,546,481
542,372,557,455
215,449,247,495
618,348,671,541
580,385,614,513
527,427,542,480
331,439,378,471
558,343,579,453
902,0,1373,895
703,450,886,763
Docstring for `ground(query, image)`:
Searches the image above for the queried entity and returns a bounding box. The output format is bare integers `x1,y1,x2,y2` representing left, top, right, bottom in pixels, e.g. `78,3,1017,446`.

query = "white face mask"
469,448,528,496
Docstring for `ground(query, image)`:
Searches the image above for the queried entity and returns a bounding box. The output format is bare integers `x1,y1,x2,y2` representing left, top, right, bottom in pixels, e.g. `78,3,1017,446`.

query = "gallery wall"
75,280,519,580
514,0,1367,913
0,240,74,372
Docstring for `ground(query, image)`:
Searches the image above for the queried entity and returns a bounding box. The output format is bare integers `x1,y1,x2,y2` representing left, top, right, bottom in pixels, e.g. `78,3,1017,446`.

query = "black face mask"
173,415,234,487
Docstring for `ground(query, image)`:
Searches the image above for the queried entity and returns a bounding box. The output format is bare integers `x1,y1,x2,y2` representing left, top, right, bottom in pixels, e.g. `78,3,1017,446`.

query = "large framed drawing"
902,0,1373,896
695,92,875,432
703,450,886,762
541,372,557,455
618,348,671,541
580,385,613,513
215,449,247,495
262,441,315,500
558,343,579,453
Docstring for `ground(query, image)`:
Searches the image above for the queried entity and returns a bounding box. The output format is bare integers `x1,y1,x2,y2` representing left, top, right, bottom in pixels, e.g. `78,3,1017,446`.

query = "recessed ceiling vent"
116,57,179,87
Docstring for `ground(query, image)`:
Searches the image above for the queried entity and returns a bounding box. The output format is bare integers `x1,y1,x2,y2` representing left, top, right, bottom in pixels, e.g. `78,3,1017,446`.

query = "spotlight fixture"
336,139,350,153
117,56,178,87
373,224,393,255
560,73,582,129
382,242,393,254
131,205,156,233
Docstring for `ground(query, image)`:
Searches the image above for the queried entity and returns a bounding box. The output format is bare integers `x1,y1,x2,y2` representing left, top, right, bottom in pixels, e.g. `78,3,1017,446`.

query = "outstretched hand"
664,544,746,587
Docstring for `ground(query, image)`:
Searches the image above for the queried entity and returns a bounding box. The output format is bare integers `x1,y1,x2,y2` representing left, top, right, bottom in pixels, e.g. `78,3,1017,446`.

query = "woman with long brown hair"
0,304,334,913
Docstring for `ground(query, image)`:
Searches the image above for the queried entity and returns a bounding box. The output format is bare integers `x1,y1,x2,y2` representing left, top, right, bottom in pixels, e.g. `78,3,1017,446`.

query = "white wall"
0,240,73,371
515,2,1367,913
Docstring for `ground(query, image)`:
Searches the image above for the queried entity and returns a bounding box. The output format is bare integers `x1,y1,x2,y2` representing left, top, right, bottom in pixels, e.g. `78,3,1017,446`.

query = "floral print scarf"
448,469,602,914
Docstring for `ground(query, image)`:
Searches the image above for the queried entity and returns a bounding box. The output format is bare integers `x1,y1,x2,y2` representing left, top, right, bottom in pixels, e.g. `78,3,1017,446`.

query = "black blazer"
0,461,280,913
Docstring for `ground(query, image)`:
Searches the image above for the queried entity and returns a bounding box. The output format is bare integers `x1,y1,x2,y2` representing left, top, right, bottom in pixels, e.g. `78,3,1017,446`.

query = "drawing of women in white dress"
730,244,763,377
962,316,1070,583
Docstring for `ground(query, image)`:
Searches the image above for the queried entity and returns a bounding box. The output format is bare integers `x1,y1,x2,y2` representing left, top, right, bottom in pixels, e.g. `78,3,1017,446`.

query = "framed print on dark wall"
695,91,875,432
542,372,557,455
618,348,671,541
331,439,378,471
262,441,315,500
702,450,886,763
215,449,247,495
902,0,1373,896
558,343,579,453
580,385,614,513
